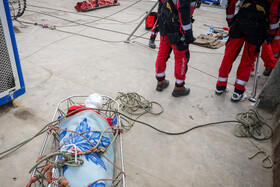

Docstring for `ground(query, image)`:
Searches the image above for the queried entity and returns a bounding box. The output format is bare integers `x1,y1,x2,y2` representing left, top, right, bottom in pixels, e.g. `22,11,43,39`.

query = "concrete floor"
0,0,274,186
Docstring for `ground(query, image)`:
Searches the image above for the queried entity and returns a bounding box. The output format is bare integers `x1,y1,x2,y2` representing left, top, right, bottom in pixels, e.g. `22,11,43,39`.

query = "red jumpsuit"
216,0,280,94
150,0,165,42
261,42,278,71
261,29,280,71
155,0,196,87
271,29,280,58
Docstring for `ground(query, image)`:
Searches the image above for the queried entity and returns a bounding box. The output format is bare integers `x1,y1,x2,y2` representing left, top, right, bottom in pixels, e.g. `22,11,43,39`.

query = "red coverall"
261,43,277,71
216,0,279,94
271,29,280,58
261,36,278,71
155,0,196,87
150,0,165,42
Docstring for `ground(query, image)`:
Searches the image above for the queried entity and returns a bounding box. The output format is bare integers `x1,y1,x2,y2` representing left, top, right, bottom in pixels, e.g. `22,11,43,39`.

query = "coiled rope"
233,109,274,168
116,92,164,130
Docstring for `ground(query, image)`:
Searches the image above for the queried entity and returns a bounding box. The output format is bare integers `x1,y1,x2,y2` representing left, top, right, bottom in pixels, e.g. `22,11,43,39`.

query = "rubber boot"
149,39,156,49
156,80,169,92
172,86,190,97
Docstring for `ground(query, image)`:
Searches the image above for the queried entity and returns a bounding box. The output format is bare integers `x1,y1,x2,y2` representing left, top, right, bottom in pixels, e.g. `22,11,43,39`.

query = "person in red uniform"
271,29,280,58
149,0,165,49
149,0,197,49
155,0,196,97
261,10,280,76
261,37,278,76
216,0,280,102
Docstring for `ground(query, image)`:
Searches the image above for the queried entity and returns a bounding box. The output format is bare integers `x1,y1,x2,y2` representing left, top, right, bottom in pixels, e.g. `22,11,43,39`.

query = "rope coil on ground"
116,92,164,130
233,109,274,168
234,109,273,140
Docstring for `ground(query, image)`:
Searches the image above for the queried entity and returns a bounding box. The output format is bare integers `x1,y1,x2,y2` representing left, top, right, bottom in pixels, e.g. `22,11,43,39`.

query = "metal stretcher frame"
30,95,126,187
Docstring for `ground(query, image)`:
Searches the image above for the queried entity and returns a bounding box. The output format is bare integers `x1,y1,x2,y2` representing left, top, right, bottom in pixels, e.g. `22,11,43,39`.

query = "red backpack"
145,12,158,30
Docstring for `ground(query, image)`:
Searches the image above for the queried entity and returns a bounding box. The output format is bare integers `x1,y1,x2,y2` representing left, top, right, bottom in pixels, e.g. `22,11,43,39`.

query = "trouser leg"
155,36,172,81
171,44,190,87
150,26,159,41
217,37,245,89
261,43,277,70
271,29,280,58
234,41,259,93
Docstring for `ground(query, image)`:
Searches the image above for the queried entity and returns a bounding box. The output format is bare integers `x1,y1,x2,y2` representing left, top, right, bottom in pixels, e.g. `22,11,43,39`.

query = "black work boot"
263,67,272,76
231,92,247,102
149,39,156,49
231,88,247,103
172,86,190,97
215,85,229,95
156,80,169,92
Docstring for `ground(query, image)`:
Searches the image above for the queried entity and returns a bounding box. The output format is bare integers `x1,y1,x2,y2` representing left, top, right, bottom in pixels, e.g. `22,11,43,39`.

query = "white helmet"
85,93,103,109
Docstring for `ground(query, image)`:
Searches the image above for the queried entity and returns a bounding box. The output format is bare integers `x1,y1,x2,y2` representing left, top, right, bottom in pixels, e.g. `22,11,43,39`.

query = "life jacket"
237,0,270,23
159,0,181,35
159,0,197,29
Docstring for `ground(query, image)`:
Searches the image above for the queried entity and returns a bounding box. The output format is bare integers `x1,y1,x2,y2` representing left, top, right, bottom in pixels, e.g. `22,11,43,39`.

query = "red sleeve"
226,0,238,23
268,1,280,35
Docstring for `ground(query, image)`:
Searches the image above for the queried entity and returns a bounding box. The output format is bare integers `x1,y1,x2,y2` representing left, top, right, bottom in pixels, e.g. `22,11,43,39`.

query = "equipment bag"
145,12,158,30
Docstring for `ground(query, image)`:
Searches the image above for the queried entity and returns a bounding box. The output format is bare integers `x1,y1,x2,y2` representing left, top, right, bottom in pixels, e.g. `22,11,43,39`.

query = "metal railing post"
249,47,262,103
124,1,158,43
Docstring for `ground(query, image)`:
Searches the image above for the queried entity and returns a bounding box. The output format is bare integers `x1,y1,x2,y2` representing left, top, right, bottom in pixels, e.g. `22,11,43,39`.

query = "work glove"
183,30,196,44
191,17,195,23
266,34,275,44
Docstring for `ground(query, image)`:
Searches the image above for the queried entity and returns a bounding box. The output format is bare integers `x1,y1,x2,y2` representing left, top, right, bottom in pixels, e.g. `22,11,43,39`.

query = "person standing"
148,0,165,49
261,38,278,76
262,28,280,76
155,0,197,97
216,0,280,102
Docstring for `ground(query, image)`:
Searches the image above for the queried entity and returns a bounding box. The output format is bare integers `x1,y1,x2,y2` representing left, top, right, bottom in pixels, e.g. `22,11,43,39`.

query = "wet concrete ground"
0,0,273,186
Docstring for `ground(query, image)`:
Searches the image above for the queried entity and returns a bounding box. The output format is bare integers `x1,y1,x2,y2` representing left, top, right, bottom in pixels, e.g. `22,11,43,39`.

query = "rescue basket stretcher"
28,95,126,187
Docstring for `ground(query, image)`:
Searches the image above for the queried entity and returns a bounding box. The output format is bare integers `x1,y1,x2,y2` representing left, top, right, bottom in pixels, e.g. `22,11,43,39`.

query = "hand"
266,34,275,44
191,17,195,23
183,30,196,44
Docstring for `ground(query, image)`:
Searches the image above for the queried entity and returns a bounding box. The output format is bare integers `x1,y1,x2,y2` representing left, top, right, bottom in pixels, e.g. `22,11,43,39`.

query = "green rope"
116,92,164,130
233,109,274,169
234,109,273,140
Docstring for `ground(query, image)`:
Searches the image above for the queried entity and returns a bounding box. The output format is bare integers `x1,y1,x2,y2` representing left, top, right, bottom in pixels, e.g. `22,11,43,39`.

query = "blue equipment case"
0,0,25,106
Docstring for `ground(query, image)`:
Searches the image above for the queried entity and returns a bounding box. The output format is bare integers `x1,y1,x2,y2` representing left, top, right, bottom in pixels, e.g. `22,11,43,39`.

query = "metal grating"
0,18,15,93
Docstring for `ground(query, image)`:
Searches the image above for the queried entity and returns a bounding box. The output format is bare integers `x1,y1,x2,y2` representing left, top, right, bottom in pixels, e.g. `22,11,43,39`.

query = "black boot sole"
172,87,190,97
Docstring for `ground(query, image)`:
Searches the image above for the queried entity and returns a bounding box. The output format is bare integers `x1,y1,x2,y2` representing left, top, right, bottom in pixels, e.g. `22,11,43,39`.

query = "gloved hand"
191,17,195,23
266,34,275,44
183,30,196,44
